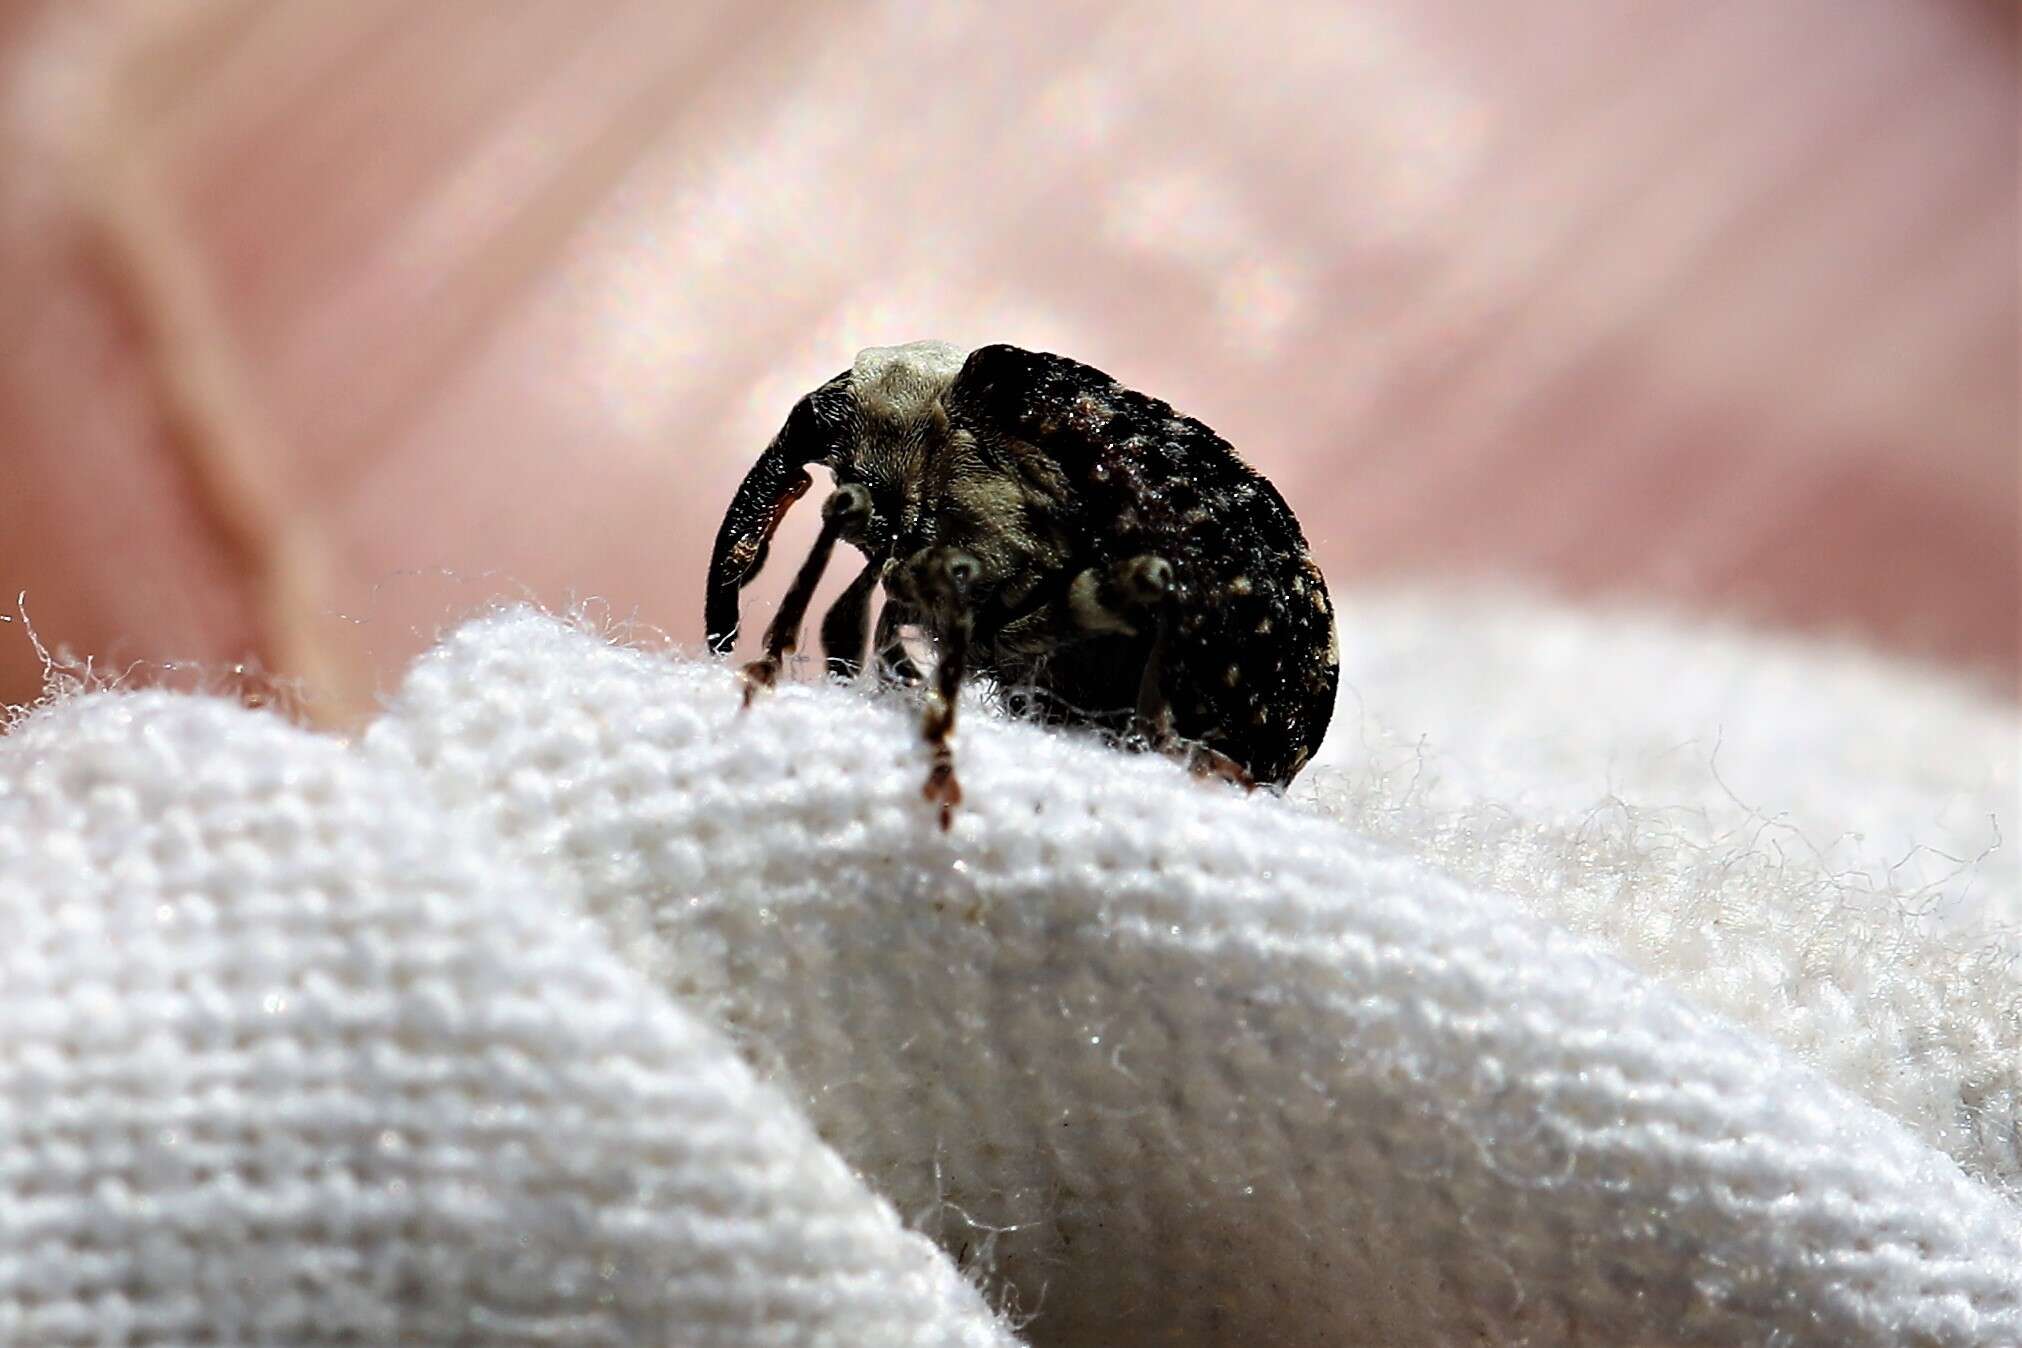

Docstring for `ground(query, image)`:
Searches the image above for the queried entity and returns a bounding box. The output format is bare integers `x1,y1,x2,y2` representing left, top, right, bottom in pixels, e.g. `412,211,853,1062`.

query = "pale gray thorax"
849,340,969,423
847,341,971,549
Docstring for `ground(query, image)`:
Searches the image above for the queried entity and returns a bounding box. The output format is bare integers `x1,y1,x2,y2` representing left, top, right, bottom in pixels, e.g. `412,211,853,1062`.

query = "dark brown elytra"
706,341,1338,827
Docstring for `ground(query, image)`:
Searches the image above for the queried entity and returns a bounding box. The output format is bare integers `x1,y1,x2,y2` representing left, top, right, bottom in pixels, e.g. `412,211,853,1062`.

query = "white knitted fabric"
1312,592,2021,1204
2,595,2018,1346
0,689,1012,1345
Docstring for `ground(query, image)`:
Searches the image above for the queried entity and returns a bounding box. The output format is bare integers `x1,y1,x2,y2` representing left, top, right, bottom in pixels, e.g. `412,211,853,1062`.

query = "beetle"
705,341,1337,827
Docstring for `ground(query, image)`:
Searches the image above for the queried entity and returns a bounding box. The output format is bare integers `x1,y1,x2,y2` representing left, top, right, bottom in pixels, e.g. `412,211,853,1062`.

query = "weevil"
705,341,1338,827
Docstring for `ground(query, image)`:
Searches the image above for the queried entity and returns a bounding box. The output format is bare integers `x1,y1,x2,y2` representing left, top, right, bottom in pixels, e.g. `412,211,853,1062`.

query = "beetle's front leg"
889,547,982,829
921,608,974,831
871,592,924,688
741,484,872,704
819,559,882,679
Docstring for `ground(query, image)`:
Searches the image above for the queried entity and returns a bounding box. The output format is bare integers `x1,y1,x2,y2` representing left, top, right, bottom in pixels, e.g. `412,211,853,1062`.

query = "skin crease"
0,1,2013,725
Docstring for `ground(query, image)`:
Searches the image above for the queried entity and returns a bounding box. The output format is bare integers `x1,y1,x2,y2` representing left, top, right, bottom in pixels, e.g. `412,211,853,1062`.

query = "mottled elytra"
706,341,1338,826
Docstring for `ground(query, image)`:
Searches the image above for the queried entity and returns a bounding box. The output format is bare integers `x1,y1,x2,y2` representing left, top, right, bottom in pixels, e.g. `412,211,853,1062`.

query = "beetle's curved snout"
703,461,812,654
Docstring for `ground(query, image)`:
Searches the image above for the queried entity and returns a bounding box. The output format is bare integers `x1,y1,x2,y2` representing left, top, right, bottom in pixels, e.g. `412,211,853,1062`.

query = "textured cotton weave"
0,689,1012,1346
3,596,2018,1346
1314,590,2021,1203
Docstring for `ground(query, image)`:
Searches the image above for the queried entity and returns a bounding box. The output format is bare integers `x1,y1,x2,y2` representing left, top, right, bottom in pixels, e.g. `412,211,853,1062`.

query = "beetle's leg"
890,547,982,830
819,558,882,679
872,594,924,687
1136,629,1254,789
922,606,973,831
1181,742,1256,789
1115,556,1178,745
1128,594,1255,788
1065,554,1254,790
993,554,1174,661
1133,588,1177,747
1133,601,1254,790
741,484,872,704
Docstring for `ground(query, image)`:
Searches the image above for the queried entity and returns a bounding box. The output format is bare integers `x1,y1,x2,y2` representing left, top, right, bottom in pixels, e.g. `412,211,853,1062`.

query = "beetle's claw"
923,759,963,830
739,657,780,708
1186,743,1255,790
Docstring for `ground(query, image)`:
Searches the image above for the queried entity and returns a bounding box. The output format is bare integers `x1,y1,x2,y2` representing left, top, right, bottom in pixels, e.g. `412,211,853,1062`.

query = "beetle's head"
704,341,968,653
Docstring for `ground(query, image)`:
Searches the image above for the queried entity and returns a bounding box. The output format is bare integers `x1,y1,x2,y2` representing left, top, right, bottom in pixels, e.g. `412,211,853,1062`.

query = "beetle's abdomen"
1165,545,1337,784
948,345,1337,783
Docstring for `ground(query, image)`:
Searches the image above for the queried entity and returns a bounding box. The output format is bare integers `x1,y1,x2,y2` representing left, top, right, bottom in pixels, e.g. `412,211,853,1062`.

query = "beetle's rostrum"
706,341,1338,826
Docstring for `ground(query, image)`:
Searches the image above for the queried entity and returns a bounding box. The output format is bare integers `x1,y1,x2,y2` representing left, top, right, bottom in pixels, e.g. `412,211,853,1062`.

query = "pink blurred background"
1,0,2015,724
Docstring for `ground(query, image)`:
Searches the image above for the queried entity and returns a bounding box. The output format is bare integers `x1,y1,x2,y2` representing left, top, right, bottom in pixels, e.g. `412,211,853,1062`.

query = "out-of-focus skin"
1,0,2014,724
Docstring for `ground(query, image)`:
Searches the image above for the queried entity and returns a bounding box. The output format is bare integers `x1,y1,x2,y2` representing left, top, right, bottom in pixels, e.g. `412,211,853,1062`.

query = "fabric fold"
0,689,1014,1347
360,608,2021,1347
